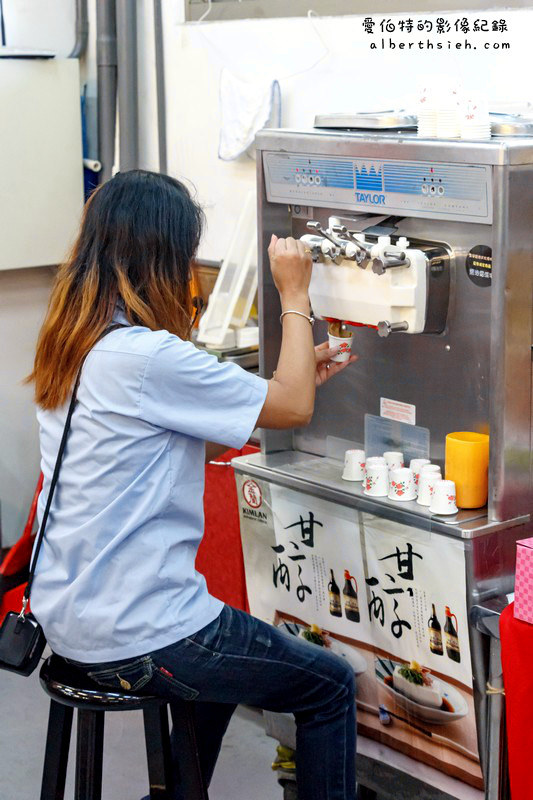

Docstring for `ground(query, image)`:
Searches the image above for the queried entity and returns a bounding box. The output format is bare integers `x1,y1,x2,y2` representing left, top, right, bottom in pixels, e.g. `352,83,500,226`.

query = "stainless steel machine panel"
250,127,533,800
256,129,533,524
264,152,493,224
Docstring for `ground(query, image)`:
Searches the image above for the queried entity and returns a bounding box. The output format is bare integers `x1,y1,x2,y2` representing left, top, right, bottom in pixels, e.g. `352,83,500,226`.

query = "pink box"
514,538,533,624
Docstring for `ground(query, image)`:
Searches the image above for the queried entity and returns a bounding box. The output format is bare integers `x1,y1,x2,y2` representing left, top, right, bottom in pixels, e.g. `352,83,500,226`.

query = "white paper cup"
342,449,365,481
409,459,431,488
328,333,353,363
417,469,442,506
364,456,386,480
429,479,458,515
364,463,389,497
388,467,417,502
383,451,404,471
420,464,441,476
365,456,386,469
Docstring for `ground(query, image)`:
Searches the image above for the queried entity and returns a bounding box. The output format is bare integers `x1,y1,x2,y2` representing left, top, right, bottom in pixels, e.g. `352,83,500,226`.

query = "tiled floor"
0,656,281,800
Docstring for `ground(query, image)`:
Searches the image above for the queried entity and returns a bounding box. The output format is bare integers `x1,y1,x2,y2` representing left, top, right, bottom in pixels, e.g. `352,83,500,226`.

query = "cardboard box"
514,538,533,624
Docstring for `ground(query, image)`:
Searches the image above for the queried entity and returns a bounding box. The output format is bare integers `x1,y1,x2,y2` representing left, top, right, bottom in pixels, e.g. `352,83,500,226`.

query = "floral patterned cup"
430,479,458,515
417,469,443,506
363,463,389,497
363,456,386,481
328,333,354,363
342,449,365,481
420,464,441,475
383,451,404,470
409,458,431,487
388,467,417,502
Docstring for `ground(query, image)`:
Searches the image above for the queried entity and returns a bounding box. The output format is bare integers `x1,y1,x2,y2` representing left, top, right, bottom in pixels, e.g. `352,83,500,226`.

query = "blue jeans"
71,605,356,800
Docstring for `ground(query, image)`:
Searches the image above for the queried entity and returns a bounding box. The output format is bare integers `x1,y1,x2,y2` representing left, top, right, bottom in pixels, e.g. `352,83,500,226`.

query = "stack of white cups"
436,92,462,139
417,86,438,138
417,85,462,139
460,98,491,140
417,82,490,141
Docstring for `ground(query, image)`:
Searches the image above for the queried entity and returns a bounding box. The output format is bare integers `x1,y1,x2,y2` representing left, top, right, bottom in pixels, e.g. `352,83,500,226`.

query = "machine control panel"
263,152,492,224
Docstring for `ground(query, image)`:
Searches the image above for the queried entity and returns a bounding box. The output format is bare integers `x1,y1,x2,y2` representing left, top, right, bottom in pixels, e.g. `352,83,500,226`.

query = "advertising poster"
237,474,483,791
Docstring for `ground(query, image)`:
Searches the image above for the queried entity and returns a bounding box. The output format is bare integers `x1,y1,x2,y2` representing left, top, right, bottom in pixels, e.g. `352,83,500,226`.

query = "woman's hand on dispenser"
314,341,358,387
257,235,314,431
268,235,312,300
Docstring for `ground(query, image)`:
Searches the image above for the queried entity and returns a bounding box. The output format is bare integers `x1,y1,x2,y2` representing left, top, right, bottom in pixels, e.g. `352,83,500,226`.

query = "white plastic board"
197,190,257,347
0,58,84,270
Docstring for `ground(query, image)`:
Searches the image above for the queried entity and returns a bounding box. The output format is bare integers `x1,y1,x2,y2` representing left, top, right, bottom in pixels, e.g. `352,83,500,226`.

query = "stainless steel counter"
232,451,529,540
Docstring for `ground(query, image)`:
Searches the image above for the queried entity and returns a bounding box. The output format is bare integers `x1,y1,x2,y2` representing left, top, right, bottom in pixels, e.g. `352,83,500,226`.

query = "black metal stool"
39,654,208,800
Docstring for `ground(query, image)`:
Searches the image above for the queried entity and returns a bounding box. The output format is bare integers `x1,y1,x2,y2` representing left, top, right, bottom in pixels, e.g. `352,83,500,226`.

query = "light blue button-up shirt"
32,318,268,663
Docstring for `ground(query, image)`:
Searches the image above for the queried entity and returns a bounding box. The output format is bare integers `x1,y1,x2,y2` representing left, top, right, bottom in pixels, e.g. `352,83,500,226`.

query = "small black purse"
0,325,123,676
0,610,47,676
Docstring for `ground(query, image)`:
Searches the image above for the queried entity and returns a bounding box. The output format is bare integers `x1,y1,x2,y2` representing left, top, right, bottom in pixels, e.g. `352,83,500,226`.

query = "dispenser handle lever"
306,221,342,248
331,224,373,256
372,253,411,276
377,320,409,337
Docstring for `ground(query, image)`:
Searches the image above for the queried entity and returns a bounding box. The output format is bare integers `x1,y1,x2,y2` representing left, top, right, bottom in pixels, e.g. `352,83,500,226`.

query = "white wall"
0,0,160,545
0,2,81,545
162,5,533,261
137,0,160,171
0,269,55,545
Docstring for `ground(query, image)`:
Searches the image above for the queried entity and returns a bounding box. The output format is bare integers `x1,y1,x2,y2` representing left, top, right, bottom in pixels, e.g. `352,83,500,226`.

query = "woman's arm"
200,235,355,439
256,236,316,430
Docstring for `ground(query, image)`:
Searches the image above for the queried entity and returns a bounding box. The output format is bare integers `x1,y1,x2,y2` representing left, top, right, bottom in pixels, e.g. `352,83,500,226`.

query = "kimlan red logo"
242,479,262,509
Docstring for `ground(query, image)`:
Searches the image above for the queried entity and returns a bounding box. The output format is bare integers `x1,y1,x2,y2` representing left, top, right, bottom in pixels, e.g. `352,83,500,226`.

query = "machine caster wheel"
279,778,298,800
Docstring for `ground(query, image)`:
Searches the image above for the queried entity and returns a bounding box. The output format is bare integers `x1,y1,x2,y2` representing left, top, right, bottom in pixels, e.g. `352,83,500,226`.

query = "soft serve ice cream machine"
251,129,533,523
232,128,533,800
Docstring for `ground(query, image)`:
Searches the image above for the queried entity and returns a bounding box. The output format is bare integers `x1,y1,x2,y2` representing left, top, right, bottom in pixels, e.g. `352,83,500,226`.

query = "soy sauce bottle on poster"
328,570,342,617
444,605,461,663
343,570,360,623
428,603,444,656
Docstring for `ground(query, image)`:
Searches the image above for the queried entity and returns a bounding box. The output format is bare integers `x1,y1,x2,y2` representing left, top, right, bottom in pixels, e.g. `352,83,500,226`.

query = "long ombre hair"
29,170,204,409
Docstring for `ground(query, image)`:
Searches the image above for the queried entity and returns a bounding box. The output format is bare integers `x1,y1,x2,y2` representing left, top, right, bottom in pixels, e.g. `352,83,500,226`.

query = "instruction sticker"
380,397,416,425
465,245,492,287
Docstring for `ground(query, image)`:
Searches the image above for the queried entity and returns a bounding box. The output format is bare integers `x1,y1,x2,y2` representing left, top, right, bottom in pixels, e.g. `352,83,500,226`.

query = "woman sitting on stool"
29,170,357,800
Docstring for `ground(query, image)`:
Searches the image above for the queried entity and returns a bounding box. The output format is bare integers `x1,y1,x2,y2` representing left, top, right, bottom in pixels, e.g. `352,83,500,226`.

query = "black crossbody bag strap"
21,323,125,616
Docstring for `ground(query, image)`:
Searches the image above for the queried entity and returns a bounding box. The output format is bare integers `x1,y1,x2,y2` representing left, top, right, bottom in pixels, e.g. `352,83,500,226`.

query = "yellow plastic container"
445,432,490,509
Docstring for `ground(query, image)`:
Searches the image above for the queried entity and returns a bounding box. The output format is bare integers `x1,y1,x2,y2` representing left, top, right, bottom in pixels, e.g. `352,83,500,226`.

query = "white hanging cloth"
218,69,281,161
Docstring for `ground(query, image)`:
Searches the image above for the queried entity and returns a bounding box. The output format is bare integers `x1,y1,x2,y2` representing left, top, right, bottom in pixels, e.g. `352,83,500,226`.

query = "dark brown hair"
29,170,204,409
